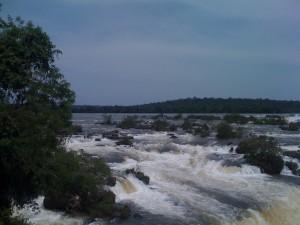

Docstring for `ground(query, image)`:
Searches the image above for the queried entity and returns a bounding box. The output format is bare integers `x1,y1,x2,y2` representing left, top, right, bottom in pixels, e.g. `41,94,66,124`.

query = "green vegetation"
0,15,128,223
116,136,133,146
117,116,139,129
72,98,300,113
280,122,300,131
236,136,284,174
216,122,243,139
181,118,193,132
194,124,210,138
125,169,150,185
223,114,248,124
152,119,170,131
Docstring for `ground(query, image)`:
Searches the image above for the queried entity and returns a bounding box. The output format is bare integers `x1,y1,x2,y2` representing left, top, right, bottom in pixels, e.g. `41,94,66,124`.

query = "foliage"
280,122,300,131
70,125,83,134
172,114,182,120
125,169,150,185
236,136,284,174
116,136,133,146
181,118,193,132
117,116,139,129
0,15,75,214
0,209,30,225
101,114,112,125
152,119,170,131
216,122,243,139
187,115,221,121
223,114,249,124
72,98,300,113
216,122,234,139
194,124,210,138
0,15,125,222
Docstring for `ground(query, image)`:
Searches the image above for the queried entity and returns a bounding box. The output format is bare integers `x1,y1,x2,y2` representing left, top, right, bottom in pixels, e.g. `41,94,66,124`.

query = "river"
18,113,300,225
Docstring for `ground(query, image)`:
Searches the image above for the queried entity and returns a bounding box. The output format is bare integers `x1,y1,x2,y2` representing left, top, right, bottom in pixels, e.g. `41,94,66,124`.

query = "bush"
216,122,234,139
194,124,210,137
152,119,170,131
223,114,249,124
236,136,284,174
280,122,300,131
125,169,150,185
118,116,139,129
70,125,83,134
181,118,193,132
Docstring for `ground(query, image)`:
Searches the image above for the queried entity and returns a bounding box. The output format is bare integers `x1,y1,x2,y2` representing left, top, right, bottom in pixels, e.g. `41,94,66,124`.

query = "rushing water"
19,113,300,225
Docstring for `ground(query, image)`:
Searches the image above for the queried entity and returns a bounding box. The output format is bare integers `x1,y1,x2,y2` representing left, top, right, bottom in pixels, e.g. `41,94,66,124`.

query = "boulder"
236,136,284,175
285,161,300,176
283,151,300,161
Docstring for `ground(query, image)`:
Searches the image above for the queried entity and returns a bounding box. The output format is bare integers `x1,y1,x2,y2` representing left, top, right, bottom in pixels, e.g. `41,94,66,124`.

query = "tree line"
72,98,300,113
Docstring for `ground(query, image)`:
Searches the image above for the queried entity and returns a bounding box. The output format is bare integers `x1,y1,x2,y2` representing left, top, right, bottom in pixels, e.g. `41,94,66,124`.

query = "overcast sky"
2,0,300,105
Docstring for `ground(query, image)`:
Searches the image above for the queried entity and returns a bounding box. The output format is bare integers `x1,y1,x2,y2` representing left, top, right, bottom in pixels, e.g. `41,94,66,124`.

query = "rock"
102,130,120,140
236,136,284,175
116,136,133,146
285,161,300,176
106,176,117,187
95,138,101,141
126,169,150,185
133,213,143,219
209,153,246,167
256,154,284,174
283,151,300,161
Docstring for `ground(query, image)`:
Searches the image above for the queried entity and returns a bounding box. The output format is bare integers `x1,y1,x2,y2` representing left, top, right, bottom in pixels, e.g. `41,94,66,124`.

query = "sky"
2,0,300,105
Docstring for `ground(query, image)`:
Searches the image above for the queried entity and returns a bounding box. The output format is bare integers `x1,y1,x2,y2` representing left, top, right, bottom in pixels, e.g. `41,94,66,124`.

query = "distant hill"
72,98,300,113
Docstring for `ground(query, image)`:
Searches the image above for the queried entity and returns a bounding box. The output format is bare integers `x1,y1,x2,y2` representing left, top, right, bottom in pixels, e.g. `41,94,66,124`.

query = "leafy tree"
0,15,76,218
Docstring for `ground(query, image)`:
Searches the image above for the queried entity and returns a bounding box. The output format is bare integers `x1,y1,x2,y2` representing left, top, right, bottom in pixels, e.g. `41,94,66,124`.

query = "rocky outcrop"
283,151,300,161
126,169,150,185
285,161,300,176
236,136,284,175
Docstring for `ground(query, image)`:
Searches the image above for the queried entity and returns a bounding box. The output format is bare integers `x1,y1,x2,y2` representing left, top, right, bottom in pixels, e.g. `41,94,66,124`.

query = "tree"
0,15,75,220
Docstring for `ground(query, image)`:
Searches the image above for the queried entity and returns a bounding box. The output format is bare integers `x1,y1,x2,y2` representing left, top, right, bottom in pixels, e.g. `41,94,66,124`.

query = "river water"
19,113,300,225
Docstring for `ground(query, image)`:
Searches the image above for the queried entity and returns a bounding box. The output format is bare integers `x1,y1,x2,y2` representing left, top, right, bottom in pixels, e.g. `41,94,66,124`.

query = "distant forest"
72,98,300,114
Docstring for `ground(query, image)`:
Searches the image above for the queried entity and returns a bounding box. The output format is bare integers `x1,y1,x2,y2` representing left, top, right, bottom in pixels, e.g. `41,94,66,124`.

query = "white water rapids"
18,114,300,225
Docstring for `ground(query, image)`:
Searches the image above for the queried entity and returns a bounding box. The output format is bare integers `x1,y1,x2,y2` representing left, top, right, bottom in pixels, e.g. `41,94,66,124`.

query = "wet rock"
167,133,178,139
102,130,120,140
133,212,143,219
116,136,133,146
285,161,300,176
283,151,300,161
106,176,117,187
236,136,284,175
209,153,246,167
126,169,150,185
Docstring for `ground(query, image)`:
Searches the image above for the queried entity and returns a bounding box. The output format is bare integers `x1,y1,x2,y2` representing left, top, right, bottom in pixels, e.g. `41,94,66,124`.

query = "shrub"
223,114,249,124
216,122,234,139
118,116,139,129
181,118,193,132
236,136,284,174
125,169,150,185
152,119,170,131
194,124,210,138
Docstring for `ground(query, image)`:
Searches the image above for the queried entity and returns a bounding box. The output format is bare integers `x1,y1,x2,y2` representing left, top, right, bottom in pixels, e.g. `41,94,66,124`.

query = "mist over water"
20,114,300,225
